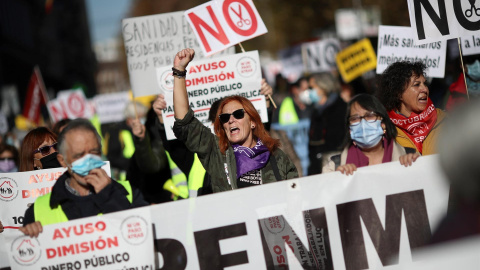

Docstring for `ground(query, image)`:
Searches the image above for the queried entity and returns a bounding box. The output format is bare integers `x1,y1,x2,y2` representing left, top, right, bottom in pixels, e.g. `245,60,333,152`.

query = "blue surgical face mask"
70,154,106,176
467,60,480,81
350,119,384,149
299,89,320,105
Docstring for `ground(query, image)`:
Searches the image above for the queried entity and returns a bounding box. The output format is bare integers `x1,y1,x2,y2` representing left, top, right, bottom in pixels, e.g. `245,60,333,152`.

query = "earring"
251,125,255,129
383,128,386,134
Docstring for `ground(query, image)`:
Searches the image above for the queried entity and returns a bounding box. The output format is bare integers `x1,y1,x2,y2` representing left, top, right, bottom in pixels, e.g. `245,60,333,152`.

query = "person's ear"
57,153,67,168
381,122,386,134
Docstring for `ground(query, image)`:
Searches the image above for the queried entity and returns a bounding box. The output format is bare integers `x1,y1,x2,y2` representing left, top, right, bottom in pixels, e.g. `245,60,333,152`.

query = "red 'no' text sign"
185,0,268,56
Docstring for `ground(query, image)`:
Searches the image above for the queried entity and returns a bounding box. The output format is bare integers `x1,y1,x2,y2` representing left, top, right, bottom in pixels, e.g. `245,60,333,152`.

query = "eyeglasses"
33,142,58,156
219,109,245,124
349,112,379,125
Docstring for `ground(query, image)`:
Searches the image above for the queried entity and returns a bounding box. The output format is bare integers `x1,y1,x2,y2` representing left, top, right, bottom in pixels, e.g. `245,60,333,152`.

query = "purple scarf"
232,140,270,179
346,138,393,168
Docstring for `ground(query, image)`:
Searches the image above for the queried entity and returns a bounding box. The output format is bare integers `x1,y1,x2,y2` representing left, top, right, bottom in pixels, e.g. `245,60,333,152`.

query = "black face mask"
38,152,62,169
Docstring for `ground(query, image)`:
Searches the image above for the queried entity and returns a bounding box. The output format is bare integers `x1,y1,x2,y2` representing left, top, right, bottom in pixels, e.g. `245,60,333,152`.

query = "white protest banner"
0,163,111,234
4,206,154,270
302,38,341,73
157,51,267,140
377,25,447,78
93,92,130,124
407,0,480,44
150,155,449,269
122,11,235,98
460,33,480,56
185,0,268,57
46,89,94,123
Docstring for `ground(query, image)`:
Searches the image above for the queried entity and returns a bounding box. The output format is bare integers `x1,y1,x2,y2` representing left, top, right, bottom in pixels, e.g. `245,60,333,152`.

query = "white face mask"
299,89,320,105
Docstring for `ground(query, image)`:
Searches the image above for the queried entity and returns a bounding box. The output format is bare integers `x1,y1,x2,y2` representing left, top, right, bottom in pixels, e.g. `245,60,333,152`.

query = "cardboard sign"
157,51,267,140
460,34,480,56
302,38,341,73
93,92,130,124
122,11,235,98
4,207,154,270
336,38,377,83
377,25,447,78
185,0,268,56
0,164,110,232
150,155,449,269
47,89,93,123
407,0,480,44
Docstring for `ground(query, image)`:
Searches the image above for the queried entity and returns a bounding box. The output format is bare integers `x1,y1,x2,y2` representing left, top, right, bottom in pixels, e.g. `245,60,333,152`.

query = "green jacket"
173,108,298,193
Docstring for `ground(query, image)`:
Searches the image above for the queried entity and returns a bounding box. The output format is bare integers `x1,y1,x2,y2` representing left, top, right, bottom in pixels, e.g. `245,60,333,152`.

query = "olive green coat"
173,109,298,193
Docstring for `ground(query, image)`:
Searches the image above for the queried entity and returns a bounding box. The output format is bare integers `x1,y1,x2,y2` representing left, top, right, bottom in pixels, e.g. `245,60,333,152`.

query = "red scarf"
388,98,437,154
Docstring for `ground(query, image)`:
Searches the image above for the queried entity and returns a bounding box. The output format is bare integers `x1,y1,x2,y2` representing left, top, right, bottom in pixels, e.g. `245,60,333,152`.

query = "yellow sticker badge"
336,38,377,83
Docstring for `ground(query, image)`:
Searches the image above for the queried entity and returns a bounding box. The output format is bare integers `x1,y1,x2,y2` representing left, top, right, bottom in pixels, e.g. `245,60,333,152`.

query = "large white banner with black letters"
301,38,341,73
407,0,480,44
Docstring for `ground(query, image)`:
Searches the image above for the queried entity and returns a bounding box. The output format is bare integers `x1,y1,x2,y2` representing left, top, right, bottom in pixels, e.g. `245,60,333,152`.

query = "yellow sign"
336,38,377,83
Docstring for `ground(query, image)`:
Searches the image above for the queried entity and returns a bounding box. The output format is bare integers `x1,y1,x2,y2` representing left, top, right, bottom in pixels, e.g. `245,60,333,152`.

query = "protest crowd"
1,0,480,269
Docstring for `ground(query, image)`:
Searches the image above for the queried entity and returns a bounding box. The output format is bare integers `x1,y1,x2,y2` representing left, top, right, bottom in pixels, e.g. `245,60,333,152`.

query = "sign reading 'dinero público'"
377,25,446,78
5,207,153,270
122,11,234,98
336,38,377,83
157,51,267,140
407,0,480,44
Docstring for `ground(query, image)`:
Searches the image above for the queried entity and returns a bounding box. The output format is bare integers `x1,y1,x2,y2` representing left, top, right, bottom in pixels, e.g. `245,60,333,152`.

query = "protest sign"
407,0,480,44
93,92,130,124
157,51,267,140
4,207,154,270
150,155,449,269
377,26,447,78
185,0,268,56
0,163,111,233
122,11,235,98
460,33,480,56
336,38,377,83
335,7,381,40
46,89,93,123
278,45,304,83
302,38,341,73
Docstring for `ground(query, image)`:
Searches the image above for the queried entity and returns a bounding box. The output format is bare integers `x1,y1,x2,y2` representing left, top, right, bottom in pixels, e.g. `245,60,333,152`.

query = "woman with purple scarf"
322,94,420,175
171,49,298,192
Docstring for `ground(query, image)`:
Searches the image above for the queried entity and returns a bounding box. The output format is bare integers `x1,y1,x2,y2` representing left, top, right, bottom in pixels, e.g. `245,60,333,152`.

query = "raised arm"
173,48,195,120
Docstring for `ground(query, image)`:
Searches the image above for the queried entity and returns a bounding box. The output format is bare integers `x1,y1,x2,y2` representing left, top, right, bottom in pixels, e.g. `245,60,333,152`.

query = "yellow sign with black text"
336,38,377,83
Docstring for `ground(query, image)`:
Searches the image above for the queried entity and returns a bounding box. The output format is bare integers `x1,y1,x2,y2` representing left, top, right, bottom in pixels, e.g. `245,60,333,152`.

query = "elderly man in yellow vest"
20,119,148,237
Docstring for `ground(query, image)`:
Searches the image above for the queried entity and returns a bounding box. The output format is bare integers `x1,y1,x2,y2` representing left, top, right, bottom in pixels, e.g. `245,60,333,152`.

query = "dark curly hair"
343,94,397,147
377,61,427,112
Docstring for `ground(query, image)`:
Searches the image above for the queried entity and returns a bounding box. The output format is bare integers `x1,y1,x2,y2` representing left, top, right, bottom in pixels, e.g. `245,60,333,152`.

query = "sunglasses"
33,142,58,156
219,109,245,124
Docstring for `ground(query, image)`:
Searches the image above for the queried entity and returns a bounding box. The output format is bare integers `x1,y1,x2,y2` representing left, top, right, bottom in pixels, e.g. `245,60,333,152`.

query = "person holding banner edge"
172,48,298,192
377,61,446,155
322,94,420,175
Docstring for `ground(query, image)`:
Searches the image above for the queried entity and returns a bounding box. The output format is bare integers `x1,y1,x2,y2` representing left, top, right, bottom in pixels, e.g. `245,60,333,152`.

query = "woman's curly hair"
377,61,427,112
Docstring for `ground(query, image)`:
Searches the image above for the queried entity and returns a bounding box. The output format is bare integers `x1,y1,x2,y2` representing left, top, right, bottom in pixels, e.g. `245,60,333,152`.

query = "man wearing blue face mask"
20,119,148,238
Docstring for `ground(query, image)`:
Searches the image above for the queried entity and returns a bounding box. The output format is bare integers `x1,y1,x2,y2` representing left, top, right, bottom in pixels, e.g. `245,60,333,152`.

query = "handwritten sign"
336,38,377,83
94,92,130,124
157,51,267,140
460,33,480,56
407,0,480,44
5,207,153,270
377,25,447,78
302,38,341,73
122,11,235,98
185,0,267,56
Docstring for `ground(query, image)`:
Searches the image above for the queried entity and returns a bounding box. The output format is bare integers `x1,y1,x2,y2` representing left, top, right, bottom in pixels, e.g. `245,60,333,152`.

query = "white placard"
47,89,94,122
122,11,235,98
185,0,267,57
376,25,447,78
302,38,341,73
93,92,130,124
157,51,267,140
4,207,154,270
460,34,480,56
407,0,480,44
150,155,450,269
0,164,110,234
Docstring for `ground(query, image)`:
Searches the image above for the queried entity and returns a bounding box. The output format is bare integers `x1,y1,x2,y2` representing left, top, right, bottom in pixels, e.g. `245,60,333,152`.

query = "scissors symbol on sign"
465,0,480,17
231,5,251,28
